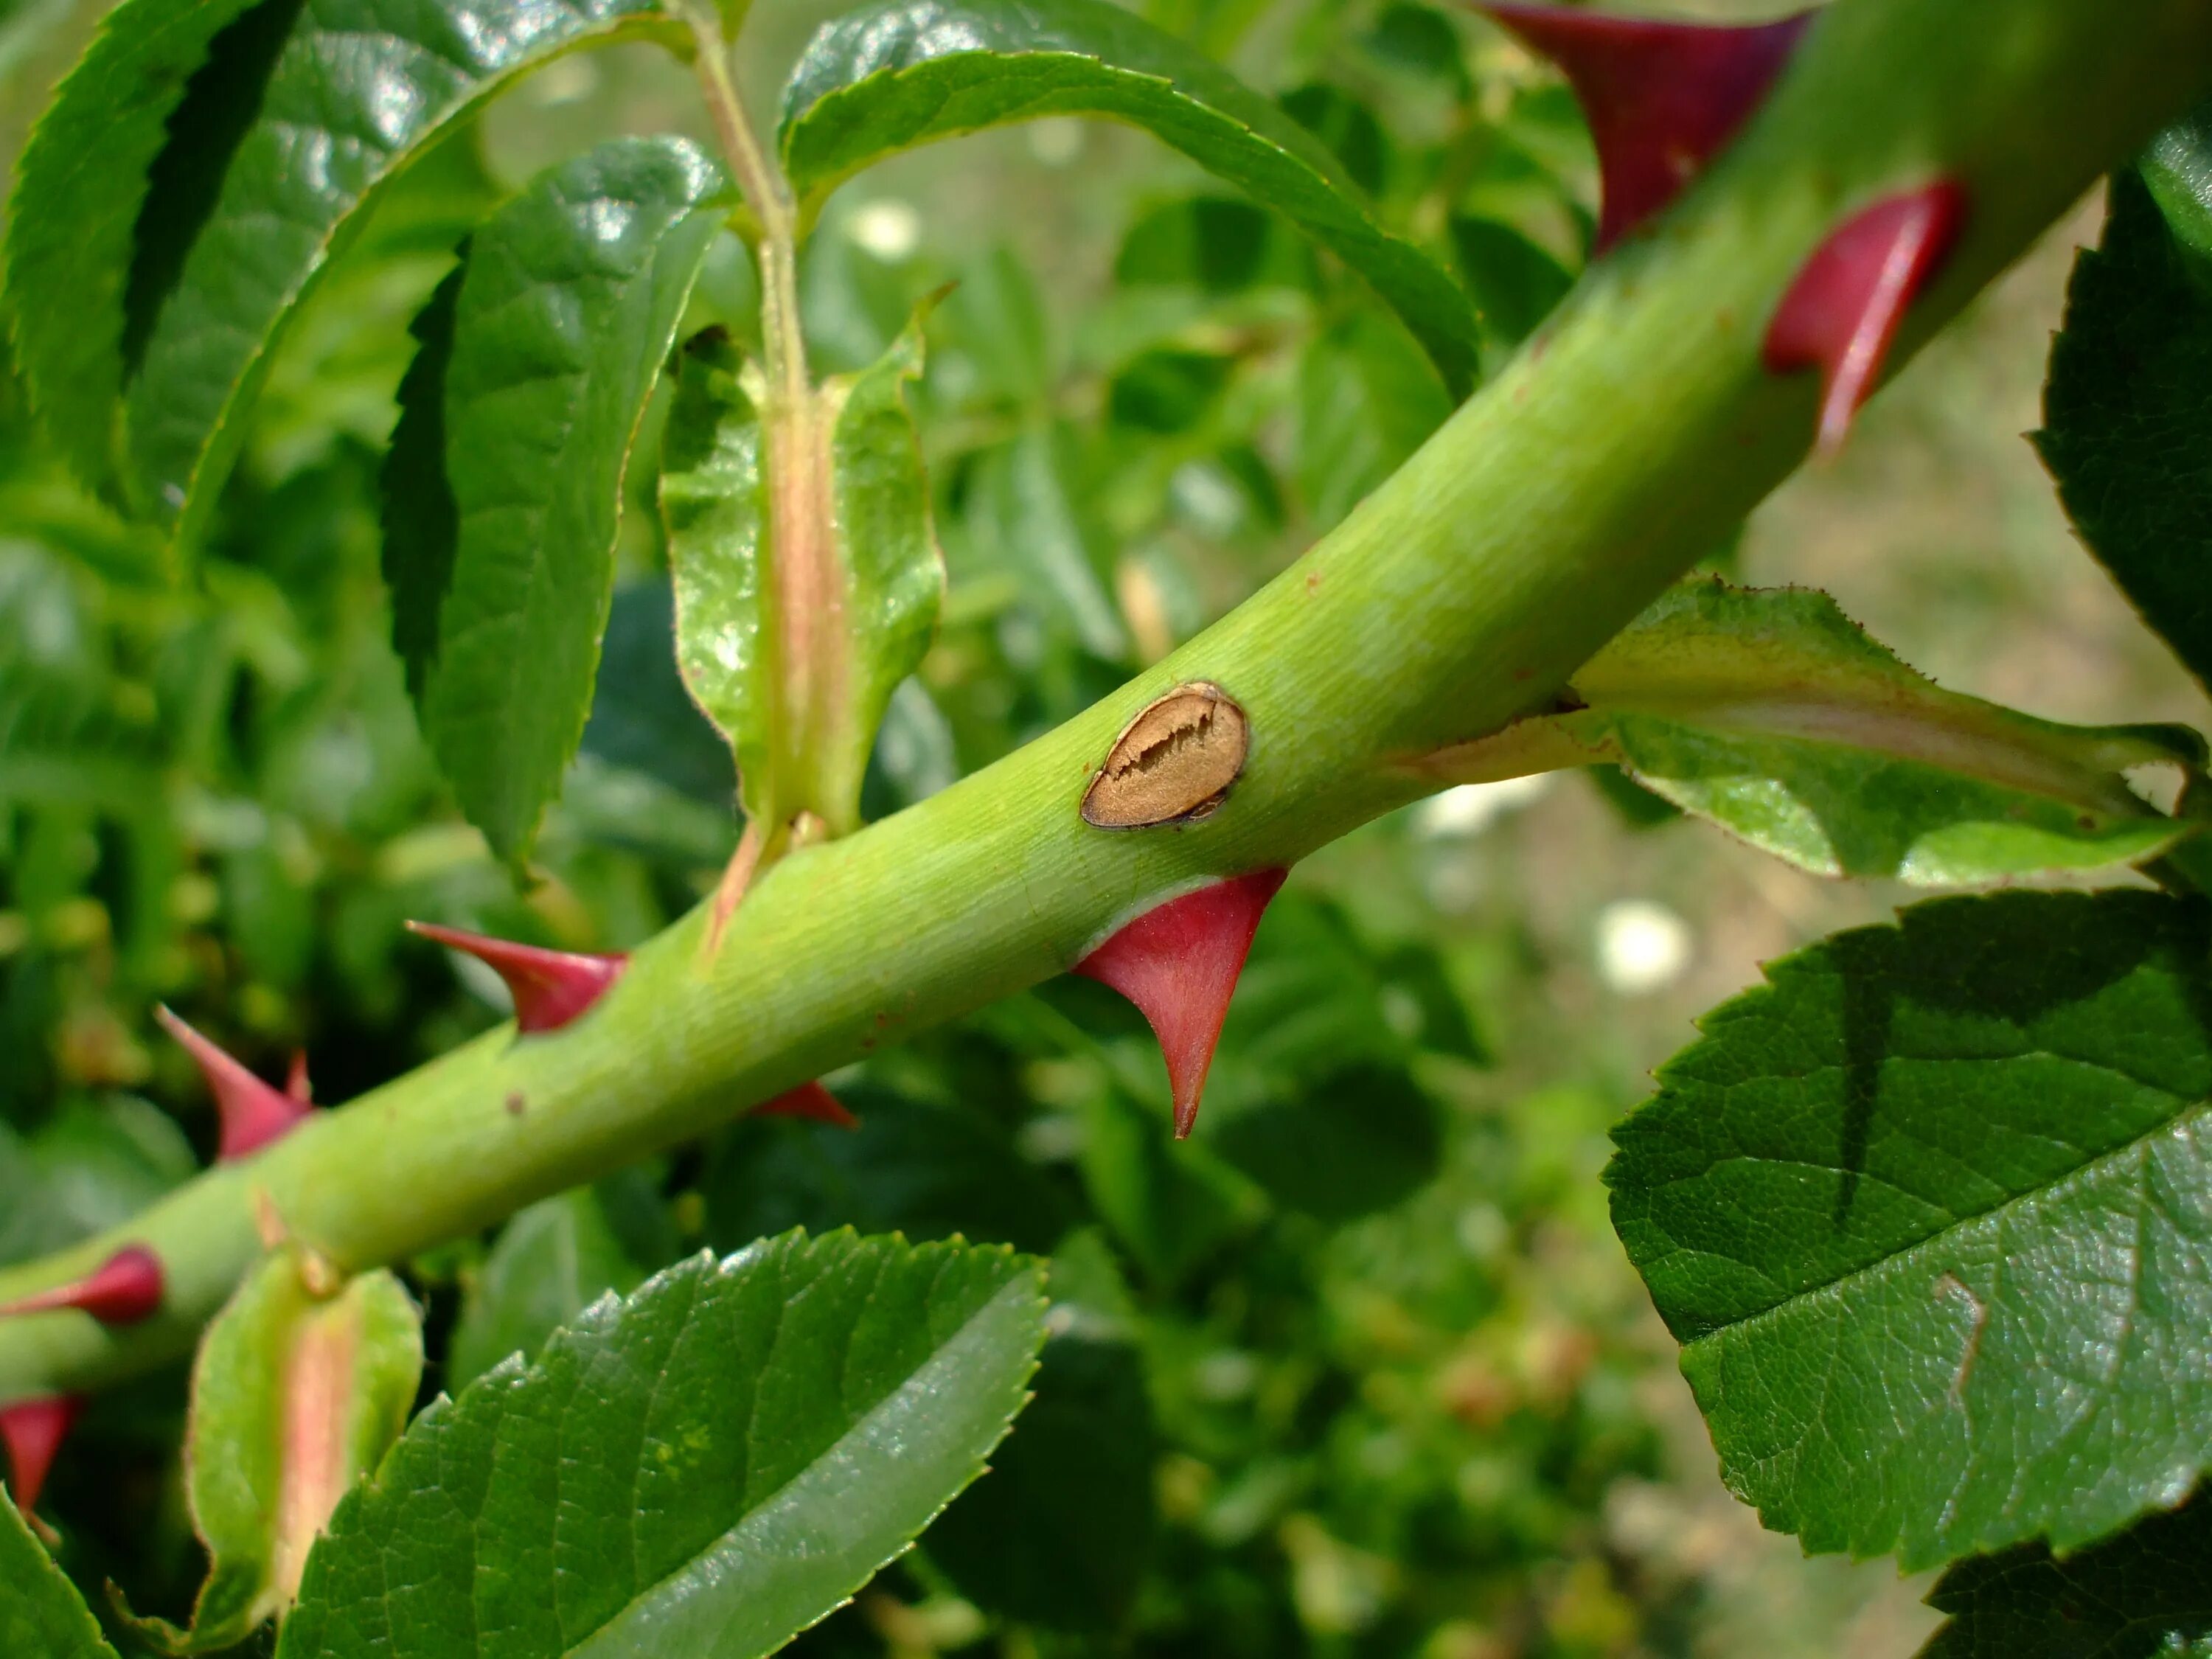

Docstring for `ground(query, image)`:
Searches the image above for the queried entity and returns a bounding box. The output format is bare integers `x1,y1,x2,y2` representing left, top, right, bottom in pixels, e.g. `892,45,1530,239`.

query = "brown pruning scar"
1082,681,1250,829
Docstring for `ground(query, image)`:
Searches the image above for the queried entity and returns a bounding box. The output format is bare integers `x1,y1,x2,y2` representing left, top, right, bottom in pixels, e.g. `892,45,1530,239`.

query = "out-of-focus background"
3,0,2201,1653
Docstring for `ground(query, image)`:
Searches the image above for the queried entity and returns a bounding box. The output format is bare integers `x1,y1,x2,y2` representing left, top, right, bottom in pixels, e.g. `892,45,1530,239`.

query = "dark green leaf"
579,581,740,806
380,258,463,703
446,1171,677,1389
2038,169,2212,696
704,1084,1075,1256
1295,310,1451,530
778,0,1477,393
1449,215,1572,349
927,1239,1156,1632
279,1230,1048,1659
1080,1082,1263,1285
0,1095,196,1268
114,0,684,543
0,1490,119,1659
1433,580,2202,883
1609,890,2212,1567
1204,1061,1440,1225
1919,1490,2212,1658
1112,195,1315,295
134,1249,422,1650
419,137,732,866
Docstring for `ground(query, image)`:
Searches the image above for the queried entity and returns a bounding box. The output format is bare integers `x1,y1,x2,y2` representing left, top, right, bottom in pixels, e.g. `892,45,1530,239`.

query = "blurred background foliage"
3,0,2205,1654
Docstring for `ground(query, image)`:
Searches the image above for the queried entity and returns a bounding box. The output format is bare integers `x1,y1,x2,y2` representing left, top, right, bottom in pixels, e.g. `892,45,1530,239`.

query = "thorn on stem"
0,1247,164,1327
1762,181,1967,453
1479,4,1812,252
1075,869,1289,1138
1,1396,81,1514
156,1007,316,1161
753,1080,860,1129
406,921,627,1034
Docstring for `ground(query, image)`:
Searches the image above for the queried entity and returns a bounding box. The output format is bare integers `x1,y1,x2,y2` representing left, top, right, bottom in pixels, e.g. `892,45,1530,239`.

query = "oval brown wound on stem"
1082,682,1251,828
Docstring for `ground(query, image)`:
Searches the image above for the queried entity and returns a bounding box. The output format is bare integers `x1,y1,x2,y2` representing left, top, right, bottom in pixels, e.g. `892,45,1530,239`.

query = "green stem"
6,0,2211,1402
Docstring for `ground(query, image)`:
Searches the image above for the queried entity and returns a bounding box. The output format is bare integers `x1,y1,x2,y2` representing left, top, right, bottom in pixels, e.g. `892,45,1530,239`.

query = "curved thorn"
156,1007,316,1161
1763,181,1968,453
1,1396,81,1514
753,1081,860,1130
1074,869,1289,1138
0,1246,164,1326
406,922,627,1034
1480,4,1812,252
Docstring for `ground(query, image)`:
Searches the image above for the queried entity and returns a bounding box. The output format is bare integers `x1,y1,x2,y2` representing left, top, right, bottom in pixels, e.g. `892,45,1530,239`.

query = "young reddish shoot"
156,1007,316,1161
406,921,627,1034
1075,869,1289,1138
0,1246,164,1327
1763,181,1968,453
1481,4,1811,252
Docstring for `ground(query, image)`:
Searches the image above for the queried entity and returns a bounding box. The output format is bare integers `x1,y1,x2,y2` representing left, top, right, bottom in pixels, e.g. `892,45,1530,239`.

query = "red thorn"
753,1081,860,1130
0,1247,164,1327
1075,869,1288,1139
406,921,627,1034
285,1048,313,1105
156,1007,315,1162
1763,182,1966,453
1,1396,81,1514
1481,4,1811,253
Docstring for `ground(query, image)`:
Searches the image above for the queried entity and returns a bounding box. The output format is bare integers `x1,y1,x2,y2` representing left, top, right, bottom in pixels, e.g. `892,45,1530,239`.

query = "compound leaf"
410,136,732,866
1431,580,2200,884
778,0,1478,393
279,1230,1048,1659
1610,890,2212,1568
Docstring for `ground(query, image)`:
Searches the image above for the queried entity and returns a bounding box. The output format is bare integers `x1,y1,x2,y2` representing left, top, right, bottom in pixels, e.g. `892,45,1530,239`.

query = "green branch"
6,0,2211,1402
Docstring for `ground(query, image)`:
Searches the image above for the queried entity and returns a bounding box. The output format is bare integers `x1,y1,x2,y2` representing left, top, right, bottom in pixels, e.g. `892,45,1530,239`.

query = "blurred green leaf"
778,0,1478,393
580,582,740,807
408,137,732,867
1204,1062,1439,1225
132,1250,422,1650
2039,167,2212,696
1113,195,1317,295
927,1238,1158,1632
1449,215,1572,351
280,1231,1048,1659
1279,83,1391,198
1610,890,2212,1568
0,1096,196,1268
0,1491,119,1658
1919,1489,2212,1658
381,260,462,704
1296,310,1451,529
1081,1082,1264,1285
965,423,1129,662
445,1169,678,1389
1109,347,1234,434
1436,580,2202,883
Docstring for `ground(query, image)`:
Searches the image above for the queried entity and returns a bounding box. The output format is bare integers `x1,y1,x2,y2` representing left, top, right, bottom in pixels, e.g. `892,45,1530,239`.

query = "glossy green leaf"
133,1249,422,1650
1433,580,2202,883
0,1490,119,1659
1295,310,1452,531
2037,168,2212,696
114,0,681,544
1919,1491,2212,1658
411,137,732,866
446,1171,677,1389
1,0,269,494
278,1230,1048,1659
2141,98,2212,261
1609,890,2212,1568
777,0,1478,393
659,313,942,840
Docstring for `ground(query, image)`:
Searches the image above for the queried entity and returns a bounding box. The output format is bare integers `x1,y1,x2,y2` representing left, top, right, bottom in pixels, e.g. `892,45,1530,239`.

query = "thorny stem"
5,0,2212,1402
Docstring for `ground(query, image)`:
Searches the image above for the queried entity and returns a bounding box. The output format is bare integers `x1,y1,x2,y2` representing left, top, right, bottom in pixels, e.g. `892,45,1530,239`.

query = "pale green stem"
5,0,2211,1402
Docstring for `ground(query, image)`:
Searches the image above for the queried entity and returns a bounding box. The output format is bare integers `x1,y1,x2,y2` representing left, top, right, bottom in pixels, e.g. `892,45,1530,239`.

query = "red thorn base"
1763,181,1967,453
1482,4,1811,253
1,1396,81,1514
407,922,627,1034
156,1007,316,1162
1075,869,1289,1138
753,1081,861,1130
0,1246,164,1327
